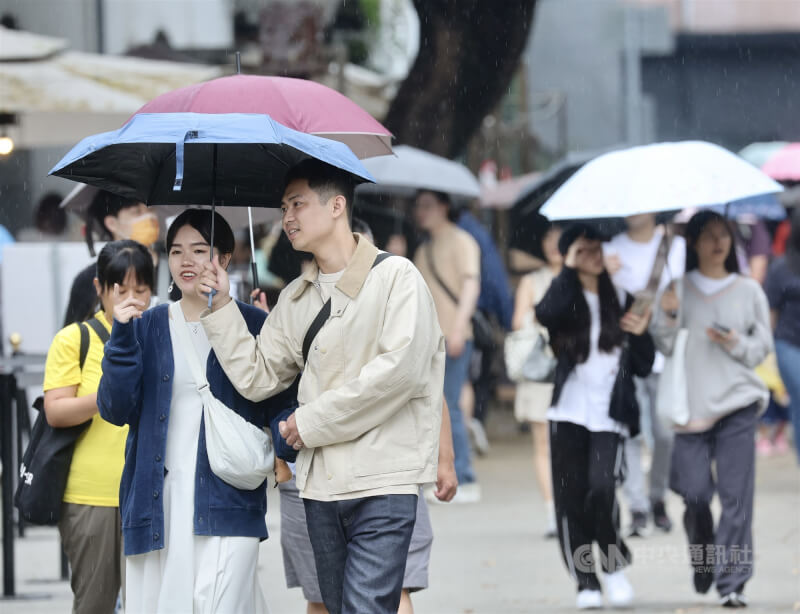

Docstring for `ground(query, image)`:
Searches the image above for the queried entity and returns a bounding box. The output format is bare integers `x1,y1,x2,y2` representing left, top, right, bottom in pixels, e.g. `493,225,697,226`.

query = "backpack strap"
301,252,394,365
78,316,111,371
78,323,89,371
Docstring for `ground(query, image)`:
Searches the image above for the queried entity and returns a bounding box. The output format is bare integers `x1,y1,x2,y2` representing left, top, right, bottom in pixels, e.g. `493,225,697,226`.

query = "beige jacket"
201,235,445,501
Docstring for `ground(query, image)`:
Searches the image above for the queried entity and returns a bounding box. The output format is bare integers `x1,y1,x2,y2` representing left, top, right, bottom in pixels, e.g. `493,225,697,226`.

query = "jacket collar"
290,233,380,301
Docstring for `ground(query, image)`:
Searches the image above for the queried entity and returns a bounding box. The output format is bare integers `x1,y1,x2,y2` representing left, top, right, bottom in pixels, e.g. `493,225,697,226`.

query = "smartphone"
711,322,731,335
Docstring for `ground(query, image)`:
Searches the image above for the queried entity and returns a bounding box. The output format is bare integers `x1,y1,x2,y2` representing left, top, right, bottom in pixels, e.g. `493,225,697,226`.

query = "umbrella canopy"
738,141,788,169
673,193,787,224
0,26,222,148
134,74,393,159
360,145,481,198
539,141,783,221
49,112,374,208
480,172,541,210
761,143,800,182
59,183,280,230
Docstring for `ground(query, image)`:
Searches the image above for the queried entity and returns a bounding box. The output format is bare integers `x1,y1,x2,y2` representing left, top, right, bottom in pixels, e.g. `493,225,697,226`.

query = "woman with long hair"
511,223,562,537
98,209,297,613
535,223,654,610
652,210,772,608
765,207,800,463
44,240,154,613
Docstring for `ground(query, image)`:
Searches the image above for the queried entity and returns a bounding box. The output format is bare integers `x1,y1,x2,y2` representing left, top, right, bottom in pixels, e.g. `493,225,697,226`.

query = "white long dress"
125,318,267,614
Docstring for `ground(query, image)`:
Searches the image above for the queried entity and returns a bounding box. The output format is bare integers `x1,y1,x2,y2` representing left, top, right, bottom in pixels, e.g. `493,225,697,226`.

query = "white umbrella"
539,141,783,221
360,145,480,198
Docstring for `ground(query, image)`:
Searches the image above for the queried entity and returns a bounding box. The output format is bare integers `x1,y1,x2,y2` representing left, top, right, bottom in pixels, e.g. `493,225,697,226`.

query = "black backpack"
14,317,110,525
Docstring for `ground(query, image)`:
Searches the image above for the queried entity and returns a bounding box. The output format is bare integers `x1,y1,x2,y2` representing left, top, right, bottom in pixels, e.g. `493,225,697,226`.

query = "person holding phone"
535,223,655,610
651,211,772,608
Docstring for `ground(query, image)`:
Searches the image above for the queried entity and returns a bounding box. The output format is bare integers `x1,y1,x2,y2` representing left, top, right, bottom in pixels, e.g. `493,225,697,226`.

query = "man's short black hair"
284,159,355,214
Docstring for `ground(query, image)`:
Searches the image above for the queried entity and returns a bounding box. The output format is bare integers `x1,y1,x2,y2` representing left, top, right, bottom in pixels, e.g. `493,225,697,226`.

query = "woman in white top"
651,211,772,608
99,209,297,614
511,223,562,537
535,223,654,611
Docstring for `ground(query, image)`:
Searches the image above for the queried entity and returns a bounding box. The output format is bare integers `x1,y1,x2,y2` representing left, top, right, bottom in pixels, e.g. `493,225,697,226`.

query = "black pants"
550,420,631,592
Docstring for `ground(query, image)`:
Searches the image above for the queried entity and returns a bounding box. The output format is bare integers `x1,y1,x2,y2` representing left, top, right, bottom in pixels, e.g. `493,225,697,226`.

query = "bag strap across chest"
301,252,393,365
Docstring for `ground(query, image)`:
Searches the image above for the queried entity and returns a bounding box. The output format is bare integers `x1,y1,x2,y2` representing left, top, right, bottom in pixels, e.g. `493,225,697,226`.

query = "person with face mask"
63,191,162,326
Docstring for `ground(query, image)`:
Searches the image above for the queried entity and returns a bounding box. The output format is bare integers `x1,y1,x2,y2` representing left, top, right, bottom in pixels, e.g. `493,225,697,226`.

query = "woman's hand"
660,283,680,317
564,238,584,269
250,289,269,313
112,284,147,324
706,327,738,350
620,307,652,336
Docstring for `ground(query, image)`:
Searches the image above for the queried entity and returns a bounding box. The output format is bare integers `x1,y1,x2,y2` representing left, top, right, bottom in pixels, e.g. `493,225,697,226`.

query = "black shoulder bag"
302,253,393,364
424,242,494,351
15,316,110,525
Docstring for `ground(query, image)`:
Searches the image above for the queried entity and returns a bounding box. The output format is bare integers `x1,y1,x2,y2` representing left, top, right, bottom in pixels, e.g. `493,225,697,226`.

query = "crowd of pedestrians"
7,157,798,614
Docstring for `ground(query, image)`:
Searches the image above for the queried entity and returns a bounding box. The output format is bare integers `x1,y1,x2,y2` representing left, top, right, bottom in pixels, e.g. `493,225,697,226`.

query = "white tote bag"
656,328,690,426
170,302,274,490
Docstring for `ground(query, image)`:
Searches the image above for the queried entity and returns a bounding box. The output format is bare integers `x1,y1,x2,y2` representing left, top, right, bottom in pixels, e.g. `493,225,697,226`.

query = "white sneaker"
576,589,604,610
467,418,490,455
604,570,634,608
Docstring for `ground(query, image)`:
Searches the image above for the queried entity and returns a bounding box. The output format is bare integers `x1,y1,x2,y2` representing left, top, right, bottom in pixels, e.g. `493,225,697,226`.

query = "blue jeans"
303,494,417,614
775,339,800,464
444,340,477,484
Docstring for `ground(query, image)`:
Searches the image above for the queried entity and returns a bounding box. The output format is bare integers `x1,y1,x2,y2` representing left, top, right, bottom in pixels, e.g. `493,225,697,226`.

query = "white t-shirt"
604,229,685,373
687,271,737,296
547,289,627,434
604,229,686,295
314,269,345,302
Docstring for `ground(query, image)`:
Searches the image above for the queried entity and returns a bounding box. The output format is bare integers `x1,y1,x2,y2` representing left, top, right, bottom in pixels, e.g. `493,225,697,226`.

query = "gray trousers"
669,404,757,597
58,503,123,614
622,373,674,512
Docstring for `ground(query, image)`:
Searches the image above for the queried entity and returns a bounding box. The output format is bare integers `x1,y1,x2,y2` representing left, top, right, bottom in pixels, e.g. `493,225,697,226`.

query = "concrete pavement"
3,408,799,613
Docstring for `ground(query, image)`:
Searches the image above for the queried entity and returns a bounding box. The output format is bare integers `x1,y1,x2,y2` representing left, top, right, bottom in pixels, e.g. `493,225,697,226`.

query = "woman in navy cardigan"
98,209,296,614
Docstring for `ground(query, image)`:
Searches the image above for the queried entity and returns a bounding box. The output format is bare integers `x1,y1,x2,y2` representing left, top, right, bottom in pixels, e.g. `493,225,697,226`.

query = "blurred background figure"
16,192,81,242
765,208,800,462
414,190,482,503
510,222,561,538
604,213,686,538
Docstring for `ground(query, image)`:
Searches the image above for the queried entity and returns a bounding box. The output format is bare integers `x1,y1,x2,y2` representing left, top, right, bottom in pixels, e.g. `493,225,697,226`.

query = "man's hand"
620,307,652,336
434,458,458,502
112,283,146,323
278,413,305,451
197,255,232,311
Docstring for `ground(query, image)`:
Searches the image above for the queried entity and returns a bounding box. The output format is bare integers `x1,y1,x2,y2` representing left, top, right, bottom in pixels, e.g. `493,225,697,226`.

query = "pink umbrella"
135,74,393,159
761,143,800,182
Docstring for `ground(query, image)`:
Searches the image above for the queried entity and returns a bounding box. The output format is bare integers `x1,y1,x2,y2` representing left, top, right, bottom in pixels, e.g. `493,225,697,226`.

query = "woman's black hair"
684,210,739,273
166,208,235,255
551,223,625,363
416,189,461,222
96,240,155,292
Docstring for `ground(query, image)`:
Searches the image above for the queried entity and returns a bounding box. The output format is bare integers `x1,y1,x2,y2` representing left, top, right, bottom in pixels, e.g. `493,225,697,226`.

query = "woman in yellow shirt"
43,240,154,614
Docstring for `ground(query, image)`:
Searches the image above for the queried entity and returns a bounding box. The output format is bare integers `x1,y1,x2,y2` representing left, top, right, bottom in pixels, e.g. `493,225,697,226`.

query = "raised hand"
112,283,147,324
197,255,231,311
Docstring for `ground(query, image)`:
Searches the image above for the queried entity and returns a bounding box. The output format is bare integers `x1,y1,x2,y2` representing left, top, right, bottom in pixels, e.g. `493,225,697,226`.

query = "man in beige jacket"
198,159,446,614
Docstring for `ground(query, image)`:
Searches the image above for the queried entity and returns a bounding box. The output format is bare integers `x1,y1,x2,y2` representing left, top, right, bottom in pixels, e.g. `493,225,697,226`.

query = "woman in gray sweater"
651,211,772,609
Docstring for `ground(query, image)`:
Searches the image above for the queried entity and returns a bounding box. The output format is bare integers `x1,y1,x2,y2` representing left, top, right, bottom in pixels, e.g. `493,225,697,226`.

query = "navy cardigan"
98,302,297,556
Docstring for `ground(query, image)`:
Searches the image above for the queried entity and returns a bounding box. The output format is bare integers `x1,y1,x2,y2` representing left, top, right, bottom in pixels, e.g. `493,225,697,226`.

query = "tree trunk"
383,0,537,159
